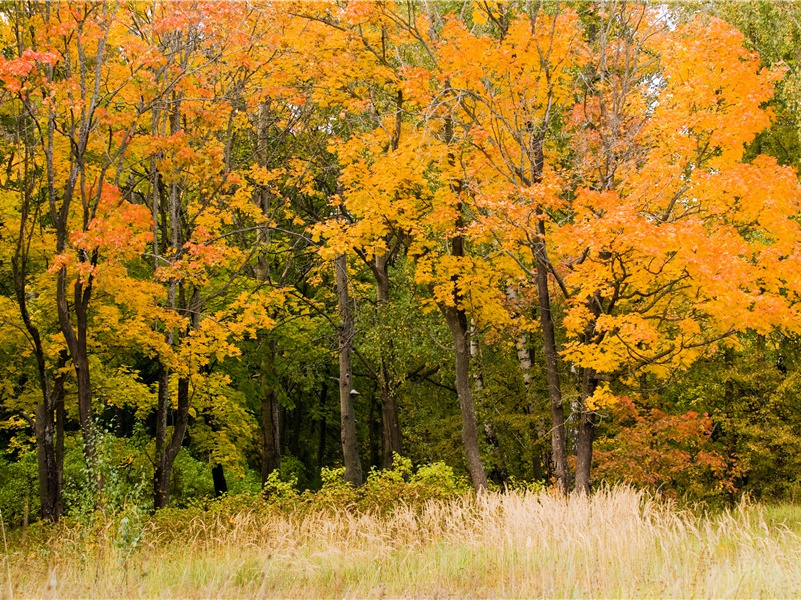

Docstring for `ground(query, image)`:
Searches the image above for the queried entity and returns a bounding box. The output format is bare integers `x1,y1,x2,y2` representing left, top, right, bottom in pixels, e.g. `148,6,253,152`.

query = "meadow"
3,487,801,599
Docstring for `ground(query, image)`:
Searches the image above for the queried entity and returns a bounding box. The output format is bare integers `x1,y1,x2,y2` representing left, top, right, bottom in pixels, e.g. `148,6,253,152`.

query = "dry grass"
3,487,801,598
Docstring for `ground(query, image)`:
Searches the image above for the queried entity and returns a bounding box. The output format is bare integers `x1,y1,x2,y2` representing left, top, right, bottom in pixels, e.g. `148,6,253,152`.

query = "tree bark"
153,363,170,509
261,386,281,481
533,228,569,495
373,254,402,468
574,296,601,495
439,114,488,492
470,324,508,486
574,371,597,495
11,139,66,521
57,269,98,473
335,253,363,486
442,304,488,491
317,379,328,469
154,373,191,509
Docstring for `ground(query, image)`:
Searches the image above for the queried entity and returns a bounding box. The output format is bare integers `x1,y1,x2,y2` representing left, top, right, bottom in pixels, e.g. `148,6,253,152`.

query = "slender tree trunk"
317,379,328,469
154,375,191,509
212,464,228,497
442,305,488,491
533,227,569,495
290,398,302,457
510,312,548,482
54,382,65,520
574,371,597,495
31,355,64,522
440,114,487,492
470,323,507,486
12,185,65,520
57,270,98,471
368,391,382,468
261,387,281,482
34,404,54,520
574,296,601,495
374,255,401,468
335,253,363,486
153,363,170,509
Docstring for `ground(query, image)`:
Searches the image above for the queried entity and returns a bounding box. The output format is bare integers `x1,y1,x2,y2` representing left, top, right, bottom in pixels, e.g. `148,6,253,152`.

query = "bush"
283,455,470,512
0,452,38,528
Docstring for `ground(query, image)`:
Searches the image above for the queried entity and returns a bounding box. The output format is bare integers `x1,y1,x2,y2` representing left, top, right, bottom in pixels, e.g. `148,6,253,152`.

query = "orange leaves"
648,16,780,168
0,48,59,93
72,189,151,258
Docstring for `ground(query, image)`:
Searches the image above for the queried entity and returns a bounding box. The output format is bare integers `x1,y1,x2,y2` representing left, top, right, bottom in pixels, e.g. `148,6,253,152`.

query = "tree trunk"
34,403,54,521
574,371,597,495
154,374,191,509
368,391,382,468
440,114,487,492
533,231,569,495
442,305,488,491
374,254,402,468
335,253,363,486
212,464,228,497
290,398,302,457
54,382,65,520
153,363,170,509
470,323,507,486
57,270,98,472
511,317,549,482
574,296,601,496
261,387,281,482
317,379,328,469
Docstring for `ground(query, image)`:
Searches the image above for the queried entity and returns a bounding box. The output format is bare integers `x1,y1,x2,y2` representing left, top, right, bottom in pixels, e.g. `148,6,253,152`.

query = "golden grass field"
3,487,801,599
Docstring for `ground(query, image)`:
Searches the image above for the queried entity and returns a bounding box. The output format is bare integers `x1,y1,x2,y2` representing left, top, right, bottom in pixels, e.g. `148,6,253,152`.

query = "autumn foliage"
1,1,801,525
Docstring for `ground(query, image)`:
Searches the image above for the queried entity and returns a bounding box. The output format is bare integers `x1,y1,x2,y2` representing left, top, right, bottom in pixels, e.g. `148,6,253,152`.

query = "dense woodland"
2,0,801,527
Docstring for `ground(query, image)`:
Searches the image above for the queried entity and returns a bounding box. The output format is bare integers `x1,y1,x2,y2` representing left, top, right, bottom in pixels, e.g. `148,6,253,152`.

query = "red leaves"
595,403,738,496
0,48,59,92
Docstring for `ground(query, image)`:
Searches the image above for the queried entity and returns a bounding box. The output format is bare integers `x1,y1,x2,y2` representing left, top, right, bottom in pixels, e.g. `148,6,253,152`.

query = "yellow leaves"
563,304,594,337
585,383,618,411
470,2,490,27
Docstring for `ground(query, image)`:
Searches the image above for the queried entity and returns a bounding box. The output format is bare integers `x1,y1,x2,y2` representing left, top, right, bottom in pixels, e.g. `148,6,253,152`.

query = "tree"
556,7,801,492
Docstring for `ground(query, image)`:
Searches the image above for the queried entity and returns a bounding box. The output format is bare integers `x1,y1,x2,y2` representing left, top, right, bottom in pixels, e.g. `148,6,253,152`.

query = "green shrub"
170,451,214,506
0,452,38,528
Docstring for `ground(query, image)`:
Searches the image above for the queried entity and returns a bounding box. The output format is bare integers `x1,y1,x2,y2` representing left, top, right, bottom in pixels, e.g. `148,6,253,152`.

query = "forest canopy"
2,0,801,525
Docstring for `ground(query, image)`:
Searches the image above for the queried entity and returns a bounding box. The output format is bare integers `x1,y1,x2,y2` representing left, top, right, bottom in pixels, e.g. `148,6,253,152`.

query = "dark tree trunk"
373,255,402,468
483,421,509,486
31,355,66,522
470,326,507,486
439,114,487,492
574,296,601,495
379,360,401,468
335,253,363,486
317,379,328,469
534,223,569,495
54,381,65,519
154,374,191,509
441,304,488,491
57,270,98,472
154,363,170,509
290,398,302,457
212,464,228,497
261,387,281,482
34,404,54,520
368,391,382,468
